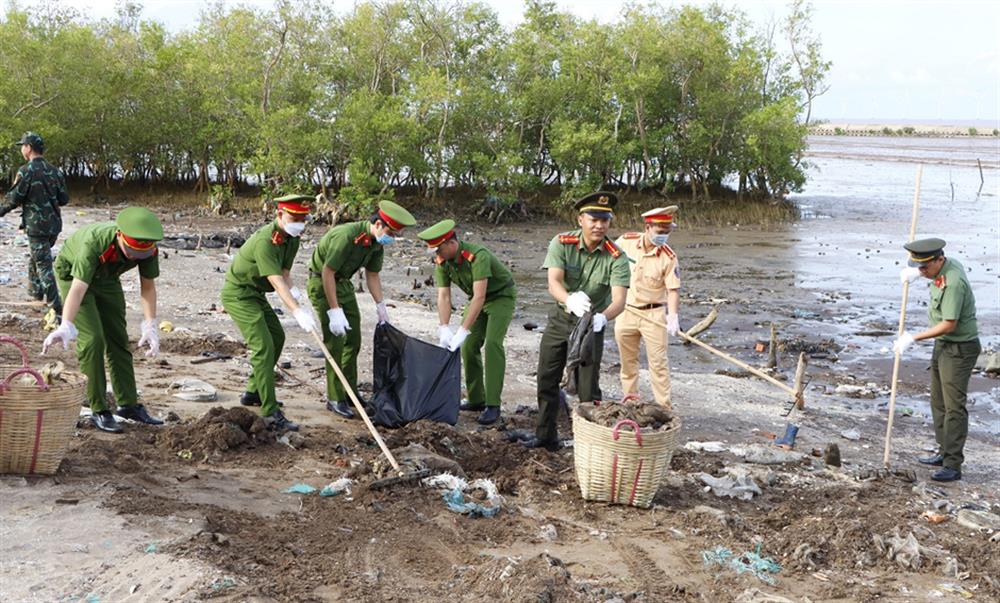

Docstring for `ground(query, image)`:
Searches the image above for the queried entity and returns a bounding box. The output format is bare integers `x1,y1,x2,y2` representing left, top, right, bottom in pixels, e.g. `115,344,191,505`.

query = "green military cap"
377,200,416,229
417,219,457,248
574,191,618,218
116,207,164,242
13,131,44,150
904,237,946,266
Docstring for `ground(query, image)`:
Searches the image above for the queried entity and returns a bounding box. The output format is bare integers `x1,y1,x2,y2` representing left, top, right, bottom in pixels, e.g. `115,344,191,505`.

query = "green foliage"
968,127,978,136
0,0,826,201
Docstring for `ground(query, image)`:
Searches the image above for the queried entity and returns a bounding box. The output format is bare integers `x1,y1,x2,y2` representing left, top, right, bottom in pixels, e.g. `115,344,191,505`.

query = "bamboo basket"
0,336,86,475
572,410,680,508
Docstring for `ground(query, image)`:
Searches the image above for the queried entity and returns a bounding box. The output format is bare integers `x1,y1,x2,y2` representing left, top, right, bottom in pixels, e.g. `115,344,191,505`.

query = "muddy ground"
1,197,998,602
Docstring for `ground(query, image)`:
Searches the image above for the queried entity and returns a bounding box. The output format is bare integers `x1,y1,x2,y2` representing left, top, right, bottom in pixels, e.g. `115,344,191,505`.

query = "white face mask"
284,220,306,237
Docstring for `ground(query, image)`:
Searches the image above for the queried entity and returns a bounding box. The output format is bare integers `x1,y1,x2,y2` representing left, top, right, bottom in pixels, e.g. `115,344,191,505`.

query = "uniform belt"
628,303,664,310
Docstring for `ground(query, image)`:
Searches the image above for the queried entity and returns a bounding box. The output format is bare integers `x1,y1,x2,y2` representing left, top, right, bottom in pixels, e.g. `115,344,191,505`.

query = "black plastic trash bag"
369,323,461,428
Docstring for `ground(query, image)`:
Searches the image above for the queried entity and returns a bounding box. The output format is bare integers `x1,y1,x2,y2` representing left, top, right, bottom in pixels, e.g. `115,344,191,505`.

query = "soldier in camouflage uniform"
0,132,70,314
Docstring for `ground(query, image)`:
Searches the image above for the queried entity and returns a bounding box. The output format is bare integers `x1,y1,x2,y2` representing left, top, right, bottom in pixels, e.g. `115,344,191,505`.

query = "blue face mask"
376,234,394,246
651,233,670,247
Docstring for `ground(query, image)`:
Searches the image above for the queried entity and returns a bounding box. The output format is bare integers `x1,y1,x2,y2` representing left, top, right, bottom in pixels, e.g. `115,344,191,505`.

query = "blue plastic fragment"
283,483,317,495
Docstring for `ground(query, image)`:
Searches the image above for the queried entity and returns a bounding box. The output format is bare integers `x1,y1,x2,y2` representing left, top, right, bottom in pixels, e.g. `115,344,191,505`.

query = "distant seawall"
809,123,999,138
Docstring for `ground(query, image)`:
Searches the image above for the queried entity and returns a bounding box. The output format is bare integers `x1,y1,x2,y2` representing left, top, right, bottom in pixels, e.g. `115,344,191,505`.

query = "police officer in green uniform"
223,195,319,432
417,219,517,425
1,132,70,314
308,201,415,418
520,192,631,450
894,238,980,482
43,207,164,433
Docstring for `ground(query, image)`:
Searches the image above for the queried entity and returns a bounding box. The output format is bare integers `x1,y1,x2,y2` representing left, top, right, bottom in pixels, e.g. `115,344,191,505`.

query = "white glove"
376,301,390,324
290,286,306,303
138,318,160,358
326,307,350,336
438,325,454,347
42,319,78,354
294,307,319,334
447,327,470,352
892,332,915,355
899,267,921,285
565,291,591,317
666,313,679,336
592,313,607,332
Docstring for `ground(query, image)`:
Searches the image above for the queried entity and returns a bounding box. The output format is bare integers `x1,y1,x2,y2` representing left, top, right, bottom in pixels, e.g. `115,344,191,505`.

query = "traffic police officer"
1,132,70,314
308,201,415,419
614,206,681,408
895,238,980,482
418,219,517,425
43,207,164,433
522,192,631,450
223,194,318,432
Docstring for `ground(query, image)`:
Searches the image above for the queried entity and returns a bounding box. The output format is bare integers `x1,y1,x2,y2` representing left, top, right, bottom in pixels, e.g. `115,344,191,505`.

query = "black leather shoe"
241,392,282,407
116,404,164,425
92,410,123,433
326,400,355,419
519,436,560,451
931,467,961,482
918,453,944,466
265,410,299,432
460,400,485,412
477,407,501,425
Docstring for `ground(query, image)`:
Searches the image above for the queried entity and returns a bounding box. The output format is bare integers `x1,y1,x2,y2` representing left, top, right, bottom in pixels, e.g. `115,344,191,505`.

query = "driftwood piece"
767,324,778,369
683,305,719,343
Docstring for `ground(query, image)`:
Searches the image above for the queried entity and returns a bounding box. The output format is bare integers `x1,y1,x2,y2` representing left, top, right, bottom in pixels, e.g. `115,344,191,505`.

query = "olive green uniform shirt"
54,223,159,284
225,220,298,291
928,258,978,342
542,230,630,312
433,241,514,297
309,221,384,279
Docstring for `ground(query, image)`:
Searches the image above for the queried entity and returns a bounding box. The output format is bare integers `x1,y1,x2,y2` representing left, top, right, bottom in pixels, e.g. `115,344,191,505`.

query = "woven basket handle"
0,367,50,394
0,336,30,367
612,419,642,446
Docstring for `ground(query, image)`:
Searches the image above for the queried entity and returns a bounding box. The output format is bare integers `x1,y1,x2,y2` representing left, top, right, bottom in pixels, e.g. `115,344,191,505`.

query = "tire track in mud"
613,538,693,601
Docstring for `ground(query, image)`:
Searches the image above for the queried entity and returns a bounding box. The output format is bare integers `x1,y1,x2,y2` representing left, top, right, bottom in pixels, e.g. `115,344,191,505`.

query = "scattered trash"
538,524,558,542
840,428,861,441
320,478,354,497
697,472,762,501
702,543,781,584
158,320,174,333
835,383,882,399
938,583,975,599
210,576,237,590
684,441,727,453
43,308,58,331
129,584,140,595
393,443,466,477
729,444,805,465
283,483,317,495
873,529,947,570
423,473,502,518
773,424,798,449
277,432,306,449
167,377,217,402
144,543,158,553
921,510,949,524
955,508,1000,532
177,449,193,460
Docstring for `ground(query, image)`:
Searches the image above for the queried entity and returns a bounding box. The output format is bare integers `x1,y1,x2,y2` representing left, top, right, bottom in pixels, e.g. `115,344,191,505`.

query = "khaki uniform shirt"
434,241,514,298
614,232,680,306
55,223,159,284
225,220,299,292
928,258,978,342
542,229,630,312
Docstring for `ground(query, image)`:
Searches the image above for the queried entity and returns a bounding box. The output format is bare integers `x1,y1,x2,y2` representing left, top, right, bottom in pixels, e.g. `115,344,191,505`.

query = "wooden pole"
883,164,923,468
625,306,798,398
793,352,808,410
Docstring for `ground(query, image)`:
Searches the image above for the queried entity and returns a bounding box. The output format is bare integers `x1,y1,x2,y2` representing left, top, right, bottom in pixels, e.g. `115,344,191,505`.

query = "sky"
38,0,1000,124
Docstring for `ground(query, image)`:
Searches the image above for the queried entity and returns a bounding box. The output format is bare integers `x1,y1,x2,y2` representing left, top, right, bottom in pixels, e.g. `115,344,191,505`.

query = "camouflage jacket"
0,157,69,237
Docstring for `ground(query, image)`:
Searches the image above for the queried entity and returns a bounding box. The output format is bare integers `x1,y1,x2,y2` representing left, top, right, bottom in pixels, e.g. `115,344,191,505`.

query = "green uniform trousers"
535,306,605,441
57,277,136,412
221,281,285,416
930,338,980,471
462,289,516,408
307,277,362,402
30,235,61,313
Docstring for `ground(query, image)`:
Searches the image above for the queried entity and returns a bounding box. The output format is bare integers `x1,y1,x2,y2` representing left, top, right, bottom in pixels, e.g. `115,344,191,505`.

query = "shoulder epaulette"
622,232,641,239
603,240,622,258
460,249,476,263
271,230,285,246
660,243,676,259
934,275,947,289
559,234,579,245
98,243,119,264
353,232,372,247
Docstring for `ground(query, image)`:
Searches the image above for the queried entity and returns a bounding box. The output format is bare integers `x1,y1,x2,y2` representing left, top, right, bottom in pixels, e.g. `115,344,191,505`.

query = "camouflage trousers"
28,235,62,313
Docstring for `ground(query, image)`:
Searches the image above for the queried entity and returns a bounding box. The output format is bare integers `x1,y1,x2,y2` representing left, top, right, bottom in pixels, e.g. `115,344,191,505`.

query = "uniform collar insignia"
934,275,946,289
98,243,120,264
271,229,285,246
353,232,371,247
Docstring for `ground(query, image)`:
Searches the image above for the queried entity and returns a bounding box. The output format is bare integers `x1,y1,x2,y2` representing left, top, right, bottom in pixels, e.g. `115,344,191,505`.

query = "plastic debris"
144,543,158,553
697,472,762,501
921,510,949,524
159,320,174,333
210,577,237,590
684,441,727,453
320,478,354,497
43,308,58,331
283,483,317,495
423,473,502,518
702,543,781,584
729,444,805,465
955,508,1000,531
167,377,217,402
840,428,861,441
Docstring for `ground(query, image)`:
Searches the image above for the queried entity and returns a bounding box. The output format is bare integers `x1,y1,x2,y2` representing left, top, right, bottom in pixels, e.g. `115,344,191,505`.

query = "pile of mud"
576,401,675,430
159,330,246,356
160,406,270,457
